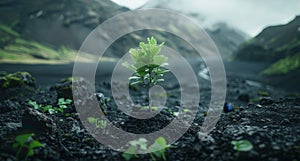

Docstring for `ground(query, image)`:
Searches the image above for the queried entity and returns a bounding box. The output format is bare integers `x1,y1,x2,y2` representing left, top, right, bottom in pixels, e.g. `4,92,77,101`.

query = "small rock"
5,122,22,131
256,104,263,108
0,100,20,113
259,143,266,148
238,94,250,102
272,145,280,150
22,108,56,133
260,97,274,105
197,132,215,143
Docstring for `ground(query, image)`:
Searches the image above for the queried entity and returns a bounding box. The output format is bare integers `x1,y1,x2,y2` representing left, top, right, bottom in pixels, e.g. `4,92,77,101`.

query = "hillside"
235,16,300,75
0,0,128,63
143,0,250,59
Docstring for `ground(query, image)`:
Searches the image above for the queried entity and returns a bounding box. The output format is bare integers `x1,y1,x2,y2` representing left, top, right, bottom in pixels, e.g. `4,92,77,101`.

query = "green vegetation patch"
0,72,35,89
262,53,300,75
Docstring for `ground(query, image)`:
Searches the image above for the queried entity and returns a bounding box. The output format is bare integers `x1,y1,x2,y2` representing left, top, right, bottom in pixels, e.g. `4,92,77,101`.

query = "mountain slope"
0,0,129,63
235,16,300,75
143,0,250,59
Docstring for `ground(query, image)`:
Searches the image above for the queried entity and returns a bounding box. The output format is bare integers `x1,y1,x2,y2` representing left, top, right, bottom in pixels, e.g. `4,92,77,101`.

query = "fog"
111,0,300,36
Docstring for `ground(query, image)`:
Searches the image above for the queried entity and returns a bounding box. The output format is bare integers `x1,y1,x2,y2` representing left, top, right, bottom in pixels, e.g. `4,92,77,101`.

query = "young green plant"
12,133,44,161
28,98,72,115
122,137,171,161
87,117,107,128
122,37,169,109
231,140,253,157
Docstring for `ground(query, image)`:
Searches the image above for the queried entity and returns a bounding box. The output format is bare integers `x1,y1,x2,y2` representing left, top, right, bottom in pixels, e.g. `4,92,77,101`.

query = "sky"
110,0,300,37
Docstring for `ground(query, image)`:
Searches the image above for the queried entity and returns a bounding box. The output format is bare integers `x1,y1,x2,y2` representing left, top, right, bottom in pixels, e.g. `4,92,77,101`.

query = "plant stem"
148,65,153,110
16,147,22,159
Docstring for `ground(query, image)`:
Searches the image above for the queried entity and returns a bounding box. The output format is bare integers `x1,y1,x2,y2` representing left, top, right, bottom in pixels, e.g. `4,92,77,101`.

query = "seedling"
28,100,40,110
123,37,169,109
57,98,72,109
12,133,44,161
87,117,107,128
27,98,72,115
122,137,171,161
231,140,253,157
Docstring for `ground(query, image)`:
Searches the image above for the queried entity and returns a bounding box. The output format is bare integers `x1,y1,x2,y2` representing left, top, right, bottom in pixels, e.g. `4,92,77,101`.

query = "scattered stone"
197,132,215,143
256,104,263,108
0,99,20,113
260,97,274,105
5,122,22,131
259,143,266,148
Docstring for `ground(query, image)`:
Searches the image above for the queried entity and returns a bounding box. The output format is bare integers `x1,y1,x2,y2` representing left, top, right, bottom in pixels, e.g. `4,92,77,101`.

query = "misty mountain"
235,16,300,75
0,0,128,49
143,0,250,58
233,16,300,91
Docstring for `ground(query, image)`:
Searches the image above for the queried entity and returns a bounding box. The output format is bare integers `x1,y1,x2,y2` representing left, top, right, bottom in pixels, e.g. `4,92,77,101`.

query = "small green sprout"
123,37,169,109
87,117,107,128
148,137,170,161
27,98,72,115
28,100,40,110
183,109,190,113
57,98,72,109
12,133,44,161
122,137,171,161
231,140,253,157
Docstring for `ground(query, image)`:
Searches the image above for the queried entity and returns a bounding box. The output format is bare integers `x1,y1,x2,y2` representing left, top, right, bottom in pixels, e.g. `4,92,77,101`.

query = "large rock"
0,72,36,100
0,72,35,89
22,108,56,133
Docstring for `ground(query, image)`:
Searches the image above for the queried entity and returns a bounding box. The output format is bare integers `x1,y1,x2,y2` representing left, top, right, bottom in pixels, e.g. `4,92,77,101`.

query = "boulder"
22,108,56,133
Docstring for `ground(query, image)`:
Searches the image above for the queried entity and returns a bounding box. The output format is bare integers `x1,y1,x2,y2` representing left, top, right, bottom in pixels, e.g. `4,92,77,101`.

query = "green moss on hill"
262,53,300,75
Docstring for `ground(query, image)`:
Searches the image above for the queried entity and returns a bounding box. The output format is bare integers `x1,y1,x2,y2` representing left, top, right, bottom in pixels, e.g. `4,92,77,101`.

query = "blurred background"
0,0,300,92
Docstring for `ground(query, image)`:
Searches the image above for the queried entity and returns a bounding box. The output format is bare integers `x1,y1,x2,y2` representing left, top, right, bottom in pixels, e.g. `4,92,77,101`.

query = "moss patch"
0,72,35,89
262,53,300,75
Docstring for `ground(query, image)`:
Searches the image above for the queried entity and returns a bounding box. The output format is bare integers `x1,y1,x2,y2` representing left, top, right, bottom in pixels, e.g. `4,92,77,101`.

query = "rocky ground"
0,72,299,161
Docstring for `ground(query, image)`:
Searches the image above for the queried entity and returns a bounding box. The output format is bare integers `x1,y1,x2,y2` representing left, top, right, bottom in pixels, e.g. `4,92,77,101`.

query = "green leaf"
12,142,19,148
183,109,190,112
148,137,168,160
100,120,107,128
151,106,158,111
29,140,44,149
15,133,34,145
56,108,64,113
129,76,141,80
42,105,52,112
59,105,67,109
87,117,97,124
173,112,179,116
122,62,136,71
48,108,56,114
153,55,168,65
122,146,137,161
27,149,34,157
231,140,253,152
28,100,39,109
58,98,72,105
129,138,148,151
